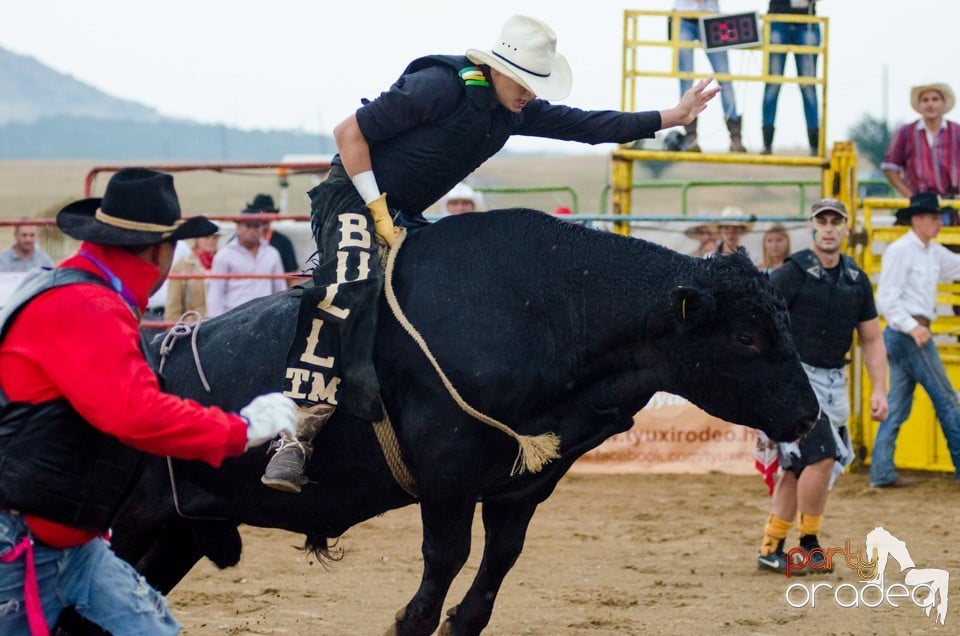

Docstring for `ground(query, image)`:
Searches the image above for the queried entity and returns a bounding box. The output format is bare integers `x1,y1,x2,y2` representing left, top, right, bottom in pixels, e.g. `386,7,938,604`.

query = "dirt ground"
167,469,959,636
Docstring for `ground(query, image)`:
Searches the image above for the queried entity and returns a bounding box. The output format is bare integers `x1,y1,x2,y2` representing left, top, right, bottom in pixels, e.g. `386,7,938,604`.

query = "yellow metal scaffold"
611,8,836,234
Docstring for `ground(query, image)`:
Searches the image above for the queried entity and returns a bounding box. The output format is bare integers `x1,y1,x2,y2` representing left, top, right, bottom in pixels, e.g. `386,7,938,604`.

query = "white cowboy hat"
718,206,754,231
910,82,955,114
441,182,485,210
466,15,572,101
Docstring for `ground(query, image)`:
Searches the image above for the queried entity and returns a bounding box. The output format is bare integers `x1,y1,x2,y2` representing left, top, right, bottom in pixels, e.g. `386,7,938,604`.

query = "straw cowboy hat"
910,82,955,114
718,206,755,231
466,15,572,101
57,168,218,246
684,223,718,239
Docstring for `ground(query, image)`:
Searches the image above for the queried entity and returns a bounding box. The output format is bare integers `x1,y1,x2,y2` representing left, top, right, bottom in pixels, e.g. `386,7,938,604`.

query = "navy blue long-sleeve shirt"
337,55,662,215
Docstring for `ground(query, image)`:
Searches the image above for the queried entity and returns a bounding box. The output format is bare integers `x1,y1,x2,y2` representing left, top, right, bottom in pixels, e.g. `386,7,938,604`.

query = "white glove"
240,393,298,450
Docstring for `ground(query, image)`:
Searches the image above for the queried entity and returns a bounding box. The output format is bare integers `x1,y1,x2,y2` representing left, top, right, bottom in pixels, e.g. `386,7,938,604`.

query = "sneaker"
757,550,789,574
795,536,835,575
798,548,834,575
758,539,799,575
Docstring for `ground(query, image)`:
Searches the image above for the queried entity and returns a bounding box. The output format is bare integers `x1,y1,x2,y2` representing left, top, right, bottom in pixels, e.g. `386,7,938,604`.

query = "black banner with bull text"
282,210,383,421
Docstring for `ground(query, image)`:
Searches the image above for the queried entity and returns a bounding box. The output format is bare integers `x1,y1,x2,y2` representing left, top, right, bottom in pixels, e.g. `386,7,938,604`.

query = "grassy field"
0,154,823,254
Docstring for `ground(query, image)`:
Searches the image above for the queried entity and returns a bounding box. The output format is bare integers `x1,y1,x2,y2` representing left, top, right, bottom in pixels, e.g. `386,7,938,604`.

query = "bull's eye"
737,334,754,347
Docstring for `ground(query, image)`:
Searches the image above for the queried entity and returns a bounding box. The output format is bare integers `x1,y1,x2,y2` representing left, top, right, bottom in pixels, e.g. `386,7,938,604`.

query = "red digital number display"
709,20,738,43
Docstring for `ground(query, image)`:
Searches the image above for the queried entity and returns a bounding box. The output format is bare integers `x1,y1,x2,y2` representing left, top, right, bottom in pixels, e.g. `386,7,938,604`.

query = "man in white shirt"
872,192,960,487
0,223,55,272
206,210,286,318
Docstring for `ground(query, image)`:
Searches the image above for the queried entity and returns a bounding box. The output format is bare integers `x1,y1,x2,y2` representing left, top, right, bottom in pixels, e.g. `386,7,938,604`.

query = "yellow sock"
798,513,823,539
759,514,793,555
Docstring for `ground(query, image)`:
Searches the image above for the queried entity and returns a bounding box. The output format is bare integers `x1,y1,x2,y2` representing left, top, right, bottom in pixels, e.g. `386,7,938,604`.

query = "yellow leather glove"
366,193,399,247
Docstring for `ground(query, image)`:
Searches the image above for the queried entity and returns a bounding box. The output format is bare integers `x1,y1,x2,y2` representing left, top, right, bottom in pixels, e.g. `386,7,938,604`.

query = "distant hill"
0,45,336,160
0,47,160,125
0,115,336,160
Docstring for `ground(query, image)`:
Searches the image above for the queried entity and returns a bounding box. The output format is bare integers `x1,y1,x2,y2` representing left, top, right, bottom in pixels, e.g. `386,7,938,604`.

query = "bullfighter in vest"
0,168,299,634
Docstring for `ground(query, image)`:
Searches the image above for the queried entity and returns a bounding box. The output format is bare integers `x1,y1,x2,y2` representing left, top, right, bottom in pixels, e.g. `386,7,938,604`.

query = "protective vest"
0,268,147,532
783,249,866,369
367,54,514,215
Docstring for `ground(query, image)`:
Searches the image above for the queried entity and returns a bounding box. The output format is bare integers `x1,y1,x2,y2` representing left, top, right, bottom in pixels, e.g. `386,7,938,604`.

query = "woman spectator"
757,223,791,272
165,228,220,322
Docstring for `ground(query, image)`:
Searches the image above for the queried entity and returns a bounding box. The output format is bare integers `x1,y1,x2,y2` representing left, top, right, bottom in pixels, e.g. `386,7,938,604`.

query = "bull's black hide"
60,209,818,636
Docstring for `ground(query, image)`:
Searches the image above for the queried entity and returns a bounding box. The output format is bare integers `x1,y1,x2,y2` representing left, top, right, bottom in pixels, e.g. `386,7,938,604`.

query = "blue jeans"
678,18,738,121
0,512,180,635
762,21,820,129
870,328,960,485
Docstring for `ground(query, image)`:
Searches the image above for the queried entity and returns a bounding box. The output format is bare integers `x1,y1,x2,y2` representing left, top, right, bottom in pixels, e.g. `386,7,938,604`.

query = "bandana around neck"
194,246,215,270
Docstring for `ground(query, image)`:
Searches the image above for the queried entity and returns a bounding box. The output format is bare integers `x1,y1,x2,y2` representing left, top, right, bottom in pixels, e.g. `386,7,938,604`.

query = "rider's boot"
261,403,335,493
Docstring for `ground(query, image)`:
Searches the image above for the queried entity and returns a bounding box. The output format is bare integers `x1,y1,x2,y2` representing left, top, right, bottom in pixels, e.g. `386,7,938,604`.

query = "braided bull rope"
382,229,561,476
372,409,418,497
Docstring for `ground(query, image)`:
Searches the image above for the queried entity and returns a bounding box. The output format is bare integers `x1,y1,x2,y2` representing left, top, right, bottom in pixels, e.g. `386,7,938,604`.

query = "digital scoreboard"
699,12,761,51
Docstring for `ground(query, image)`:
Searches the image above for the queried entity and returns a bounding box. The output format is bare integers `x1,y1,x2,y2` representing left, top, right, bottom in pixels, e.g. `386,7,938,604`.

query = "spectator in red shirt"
0,168,299,635
882,82,960,199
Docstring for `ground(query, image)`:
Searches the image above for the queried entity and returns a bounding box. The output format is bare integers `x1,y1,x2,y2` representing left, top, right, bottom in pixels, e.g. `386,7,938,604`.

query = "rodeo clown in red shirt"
0,168,298,635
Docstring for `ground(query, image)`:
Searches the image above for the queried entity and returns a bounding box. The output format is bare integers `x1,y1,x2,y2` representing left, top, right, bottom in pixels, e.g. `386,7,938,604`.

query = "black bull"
65,210,818,636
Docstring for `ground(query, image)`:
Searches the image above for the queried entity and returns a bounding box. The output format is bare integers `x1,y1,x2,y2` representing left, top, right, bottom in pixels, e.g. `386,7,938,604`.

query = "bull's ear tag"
671,285,715,327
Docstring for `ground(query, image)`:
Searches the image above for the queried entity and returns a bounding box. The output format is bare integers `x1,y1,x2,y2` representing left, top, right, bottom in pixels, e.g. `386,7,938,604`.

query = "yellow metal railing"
612,9,833,234
621,9,828,157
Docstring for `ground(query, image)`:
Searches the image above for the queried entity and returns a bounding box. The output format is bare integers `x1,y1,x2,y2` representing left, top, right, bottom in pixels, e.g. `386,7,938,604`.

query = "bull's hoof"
382,607,406,636
438,605,459,636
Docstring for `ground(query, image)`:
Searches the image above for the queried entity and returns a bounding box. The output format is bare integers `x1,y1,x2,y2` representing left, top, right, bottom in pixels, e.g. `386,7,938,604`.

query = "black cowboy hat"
242,193,279,214
895,191,947,226
57,168,218,246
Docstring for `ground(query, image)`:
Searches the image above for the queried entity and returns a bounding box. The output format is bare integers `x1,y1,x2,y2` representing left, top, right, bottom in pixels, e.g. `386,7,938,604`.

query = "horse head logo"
865,526,949,625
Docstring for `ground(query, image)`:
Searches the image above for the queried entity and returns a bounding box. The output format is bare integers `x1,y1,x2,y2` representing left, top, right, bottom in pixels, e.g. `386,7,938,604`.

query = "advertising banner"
572,392,758,475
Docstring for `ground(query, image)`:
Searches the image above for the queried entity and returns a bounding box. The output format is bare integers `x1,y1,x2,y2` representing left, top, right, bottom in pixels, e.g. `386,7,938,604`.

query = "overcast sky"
1,0,954,154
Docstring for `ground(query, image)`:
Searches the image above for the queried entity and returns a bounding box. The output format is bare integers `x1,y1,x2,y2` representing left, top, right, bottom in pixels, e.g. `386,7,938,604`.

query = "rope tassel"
512,431,562,476
384,230,562,475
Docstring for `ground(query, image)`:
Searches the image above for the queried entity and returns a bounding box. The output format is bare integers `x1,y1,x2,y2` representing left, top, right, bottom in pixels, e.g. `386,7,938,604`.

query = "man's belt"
913,315,932,328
